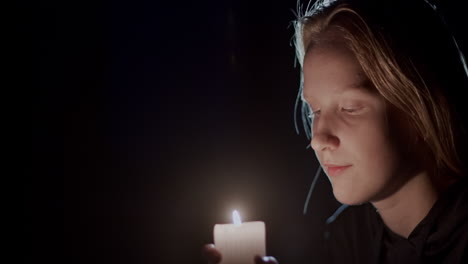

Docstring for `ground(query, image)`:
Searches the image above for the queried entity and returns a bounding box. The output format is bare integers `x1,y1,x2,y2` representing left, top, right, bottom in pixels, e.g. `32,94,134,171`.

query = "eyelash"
308,107,360,118
342,108,358,113
308,109,320,119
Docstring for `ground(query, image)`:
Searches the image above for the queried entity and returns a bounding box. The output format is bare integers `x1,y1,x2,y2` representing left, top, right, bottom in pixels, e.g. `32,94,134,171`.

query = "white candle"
214,210,266,264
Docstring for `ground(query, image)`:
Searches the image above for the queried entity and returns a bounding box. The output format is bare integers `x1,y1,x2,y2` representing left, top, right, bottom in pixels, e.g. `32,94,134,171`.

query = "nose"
311,133,339,151
310,119,340,152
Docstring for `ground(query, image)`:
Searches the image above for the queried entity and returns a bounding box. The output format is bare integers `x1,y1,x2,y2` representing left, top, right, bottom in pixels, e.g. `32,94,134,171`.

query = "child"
204,0,468,263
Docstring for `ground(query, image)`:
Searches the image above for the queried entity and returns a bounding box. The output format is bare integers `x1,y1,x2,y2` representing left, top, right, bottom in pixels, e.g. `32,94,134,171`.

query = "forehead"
302,41,372,100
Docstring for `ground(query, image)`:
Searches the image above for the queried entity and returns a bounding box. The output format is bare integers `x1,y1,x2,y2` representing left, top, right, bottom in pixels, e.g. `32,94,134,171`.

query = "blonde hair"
292,1,465,179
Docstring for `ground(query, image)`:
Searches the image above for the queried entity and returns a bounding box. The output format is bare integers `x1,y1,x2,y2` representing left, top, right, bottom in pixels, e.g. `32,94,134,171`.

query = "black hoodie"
321,177,468,264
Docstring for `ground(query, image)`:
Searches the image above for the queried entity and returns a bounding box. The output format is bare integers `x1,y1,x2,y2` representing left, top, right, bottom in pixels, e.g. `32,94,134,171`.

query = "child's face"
303,40,414,205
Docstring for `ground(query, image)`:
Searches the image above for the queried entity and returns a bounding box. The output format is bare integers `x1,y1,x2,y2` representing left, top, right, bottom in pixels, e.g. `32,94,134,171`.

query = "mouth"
324,164,352,177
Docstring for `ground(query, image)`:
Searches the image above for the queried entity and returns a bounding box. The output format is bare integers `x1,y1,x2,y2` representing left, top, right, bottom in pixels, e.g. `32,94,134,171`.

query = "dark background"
29,0,466,264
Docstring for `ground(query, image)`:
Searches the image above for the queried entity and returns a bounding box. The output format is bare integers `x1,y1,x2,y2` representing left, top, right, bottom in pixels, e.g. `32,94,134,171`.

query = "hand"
202,244,221,264
202,244,279,264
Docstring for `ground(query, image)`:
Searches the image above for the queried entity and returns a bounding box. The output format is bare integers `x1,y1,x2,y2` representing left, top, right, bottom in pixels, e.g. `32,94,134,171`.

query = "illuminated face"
303,39,416,205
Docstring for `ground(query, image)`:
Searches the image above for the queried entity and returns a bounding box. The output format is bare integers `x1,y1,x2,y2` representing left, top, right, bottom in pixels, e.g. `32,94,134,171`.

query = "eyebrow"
304,77,374,101
350,77,374,91
303,79,378,108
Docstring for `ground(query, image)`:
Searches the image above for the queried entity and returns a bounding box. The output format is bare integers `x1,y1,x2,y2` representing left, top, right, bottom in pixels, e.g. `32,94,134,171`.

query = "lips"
323,164,352,177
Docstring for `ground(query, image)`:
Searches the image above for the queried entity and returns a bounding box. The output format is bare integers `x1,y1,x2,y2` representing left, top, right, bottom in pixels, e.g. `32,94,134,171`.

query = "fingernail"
262,256,277,263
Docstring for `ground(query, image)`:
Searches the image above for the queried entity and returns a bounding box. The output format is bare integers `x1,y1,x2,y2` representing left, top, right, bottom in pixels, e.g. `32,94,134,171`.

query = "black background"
29,0,466,263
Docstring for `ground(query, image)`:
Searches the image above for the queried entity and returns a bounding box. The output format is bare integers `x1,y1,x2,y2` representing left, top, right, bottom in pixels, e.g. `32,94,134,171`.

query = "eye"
308,109,321,119
341,107,362,114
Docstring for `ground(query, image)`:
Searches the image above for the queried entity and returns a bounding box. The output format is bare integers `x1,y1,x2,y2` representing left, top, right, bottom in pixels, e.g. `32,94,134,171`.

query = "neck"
371,172,439,238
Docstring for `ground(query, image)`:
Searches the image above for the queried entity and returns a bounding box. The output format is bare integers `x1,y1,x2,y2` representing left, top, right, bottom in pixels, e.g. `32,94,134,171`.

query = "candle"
213,210,266,264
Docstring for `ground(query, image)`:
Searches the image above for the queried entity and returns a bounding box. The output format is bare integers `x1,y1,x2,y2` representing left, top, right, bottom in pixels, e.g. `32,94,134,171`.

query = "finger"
202,244,222,264
254,255,279,264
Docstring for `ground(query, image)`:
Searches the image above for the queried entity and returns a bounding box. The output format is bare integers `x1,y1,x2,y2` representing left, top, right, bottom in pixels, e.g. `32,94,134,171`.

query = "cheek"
344,119,400,176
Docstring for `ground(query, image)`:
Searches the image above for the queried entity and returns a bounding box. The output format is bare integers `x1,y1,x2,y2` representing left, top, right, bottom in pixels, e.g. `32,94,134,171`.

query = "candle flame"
232,210,242,225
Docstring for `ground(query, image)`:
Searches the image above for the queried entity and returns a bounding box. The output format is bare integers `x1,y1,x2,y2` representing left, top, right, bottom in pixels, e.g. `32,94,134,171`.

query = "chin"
333,189,369,206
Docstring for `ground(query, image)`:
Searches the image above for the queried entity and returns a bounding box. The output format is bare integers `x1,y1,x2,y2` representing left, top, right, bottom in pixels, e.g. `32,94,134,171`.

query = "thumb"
254,255,279,264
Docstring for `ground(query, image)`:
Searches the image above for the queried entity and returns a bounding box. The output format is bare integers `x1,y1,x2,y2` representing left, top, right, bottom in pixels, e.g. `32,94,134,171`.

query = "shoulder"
424,216,468,264
424,177,468,263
